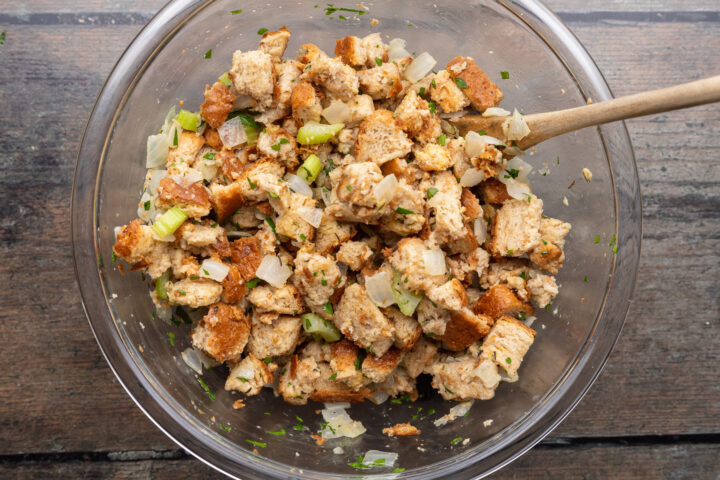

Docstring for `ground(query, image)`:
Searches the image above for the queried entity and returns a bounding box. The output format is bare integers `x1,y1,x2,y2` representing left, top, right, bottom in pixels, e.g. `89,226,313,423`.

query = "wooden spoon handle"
522,75,720,148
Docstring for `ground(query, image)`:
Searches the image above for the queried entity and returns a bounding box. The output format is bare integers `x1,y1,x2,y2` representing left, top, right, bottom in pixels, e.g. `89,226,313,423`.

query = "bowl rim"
72,0,642,478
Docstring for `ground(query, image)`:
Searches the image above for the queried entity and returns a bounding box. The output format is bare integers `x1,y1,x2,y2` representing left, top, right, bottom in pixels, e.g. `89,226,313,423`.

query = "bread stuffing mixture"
113,28,571,410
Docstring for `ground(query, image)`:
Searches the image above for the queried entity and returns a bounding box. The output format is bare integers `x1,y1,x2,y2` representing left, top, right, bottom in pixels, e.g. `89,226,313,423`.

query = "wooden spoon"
449,75,720,151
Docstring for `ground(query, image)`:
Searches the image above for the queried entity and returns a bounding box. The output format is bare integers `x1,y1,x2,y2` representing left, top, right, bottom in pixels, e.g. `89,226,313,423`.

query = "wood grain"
0,3,718,479
1,443,718,479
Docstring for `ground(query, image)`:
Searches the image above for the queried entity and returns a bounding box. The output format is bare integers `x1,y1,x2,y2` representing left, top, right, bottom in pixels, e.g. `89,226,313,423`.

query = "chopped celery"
152,206,188,238
296,121,344,145
392,271,422,316
155,270,170,300
218,72,232,87
176,109,200,132
229,111,258,145
302,313,341,342
297,154,322,183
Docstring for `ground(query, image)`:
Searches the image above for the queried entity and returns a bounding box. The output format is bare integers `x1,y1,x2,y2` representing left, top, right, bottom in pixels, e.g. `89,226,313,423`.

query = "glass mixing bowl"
72,0,642,478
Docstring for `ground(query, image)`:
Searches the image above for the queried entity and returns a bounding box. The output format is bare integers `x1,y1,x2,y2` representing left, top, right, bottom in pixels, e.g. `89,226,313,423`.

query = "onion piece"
503,108,531,142
233,362,256,382
505,180,532,200
482,107,511,117
404,52,437,83
321,100,352,124
464,131,486,157
161,106,177,134
459,168,485,187
524,315,537,327
145,169,167,195
388,38,411,60
320,406,366,439
146,133,170,168
434,400,475,427
478,135,506,147
169,168,203,186
181,348,203,375
218,116,248,148
297,207,323,228
373,174,398,204
362,450,398,468
498,157,533,200
504,157,533,183
472,360,501,387
369,390,389,405
423,249,446,275
113,226,122,242
256,255,292,288
199,259,230,282
199,161,218,182
473,218,487,244
323,402,352,411
286,174,313,197
365,271,395,307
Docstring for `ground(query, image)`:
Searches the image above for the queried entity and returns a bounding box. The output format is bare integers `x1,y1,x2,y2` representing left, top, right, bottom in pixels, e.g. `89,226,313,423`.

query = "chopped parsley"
346,185,352,191
231,9,243,14
375,57,383,66
478,129,486,135
418,86,426,96
392,468,406,473
0,32,5,45
143,200,151,211
246,439,266,448
203,152,216,160
177,289,187,296
265,216,277,237
609,234,617,246
329,372,337,381
271,137,290,150
236,377,248,382
321,279,328,286
268,192,279,198
299,233,307,242
450,437,463,445
504,168,520,179
594,235,600,244
390,398,402,404
612,244,618,253
354,349,366,370
584,275,589,283
197,378,216,400
263,357,273,364
395,207,414,215
166,332,175,345
220,424,232,432
173,128,178,146
265,428,286,436
324,5,366,16
427,408,436,415
431,78,437,89
427,187,439,199
204,49,212,59
438,134,447,146
323,301,333,315
507,249,514,255
455,77,468,89
444,387,455,394
428,100,436,115
111,251,117,264
245,278,260,289
518,271,526,280
257,28,268,35
348,456,371,469
500,71,510,79
518,311,526,321
506,357,512,364
247,177,257,189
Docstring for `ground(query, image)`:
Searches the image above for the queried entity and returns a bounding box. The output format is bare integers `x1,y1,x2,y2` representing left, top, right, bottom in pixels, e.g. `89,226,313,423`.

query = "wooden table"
1,1,718,478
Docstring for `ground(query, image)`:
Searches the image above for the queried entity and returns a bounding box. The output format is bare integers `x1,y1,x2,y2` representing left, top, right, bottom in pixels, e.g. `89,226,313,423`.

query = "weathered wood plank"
0,18,718,458
1,443,718,479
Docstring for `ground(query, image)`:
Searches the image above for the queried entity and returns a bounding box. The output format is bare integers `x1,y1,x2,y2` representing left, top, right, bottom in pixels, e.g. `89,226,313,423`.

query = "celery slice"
296,121,344,145
229,111,258,145
297,154,323,183
155,270,170,300
176,109,200,132
302,313,341,342
392,271,422,316
218,72,232,87
152,206,188,238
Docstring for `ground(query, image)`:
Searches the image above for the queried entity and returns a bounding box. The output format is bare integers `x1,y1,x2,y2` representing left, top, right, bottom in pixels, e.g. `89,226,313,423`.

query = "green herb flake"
507,249,514,255
445,387,455,394
143,200,151,211
396,207,414,215
263,357,273,364
220,424,232,432
321,279,328,286
257,28,269,35
506,357,512,364
545,302,552,312
0,32,5,45
418,87,426,96
323,301,334,315
612,244,618,253
231,9,243,14
390,398,402,404
167,332,175,345
431,78,437,89
609,234,617,246
594,235,600,244
428,100,436,115
203,152,216,160
247,177,257,189
246,439,266,448
173,128,179,146
451,437,463,445
265,428,286,436
375,57,383,66
427,408,436,415
346,185,352,191
518,271,526,280
348,456,371,469
438,134,447,146
236,376,248,383
392,468,406,473
584,275,589,283
455,77,469,89
293,424,305,431
500,71,510,79
329,372,337,381
504,168,520,179
197,377,216,400
299,233,307,242
427,187,439,199
204,49,212,59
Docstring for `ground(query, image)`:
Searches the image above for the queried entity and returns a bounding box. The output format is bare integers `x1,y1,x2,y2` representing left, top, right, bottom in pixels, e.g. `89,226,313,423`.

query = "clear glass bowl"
72,0,642,478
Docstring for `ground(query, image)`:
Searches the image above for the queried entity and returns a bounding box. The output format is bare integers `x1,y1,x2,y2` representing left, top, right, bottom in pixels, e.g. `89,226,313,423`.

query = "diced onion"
505,180,531,200
218,116,248,148
146,133,170,168
474,218,487,244
146,169,167,195
464,131,485,157
256,255,292,288
392,271,422,316
199,259,230,282
233,361,256,382
365,270,395,307
388,38,411,60
503,145,526,157
199,161,218,182
404,52,437,83
362,450,398,468
503,108,531,141
369,390,389,405
333,446,344,455
323,402,352,411
234,94,254,110
473,360,501,387
181,348,204,375
524,315,537,327
318,187,332,207
161,106,177,134
498,157,533,200
459,168,485,187
155,302,172,322
169,168,203,186
434,400,474,426
482,107,511,117
505,157,533,183
297,207,323,228
286,174,313,197
373,174,398,204
478,135,506,147
423,249,446,275
322,100,352,124
320,406,366,439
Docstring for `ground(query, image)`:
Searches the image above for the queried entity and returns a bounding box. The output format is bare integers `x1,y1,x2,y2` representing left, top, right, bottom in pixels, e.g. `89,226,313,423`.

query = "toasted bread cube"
461,188,482,221
446,56,503,112
527,271,558,308
379,179,426,236
156,177,212,219
334,283,395,357
290,81,322,126
529,218,572,274
256,125,298,169
415,297,451,336
489,196,543,258
480,316,535,381
426,278,468,311
293,248,344,312
166,278,222,308
386,307,422,351
191,303,250,362
336,241,374,271
354,109,413,165
229,236,262,281
362,348,402,383
113,220,156,264
247,315,303,359
439,308,493,351
248,284,306,315
311,362,371,403
394,89,442,143
305,53,359,102
229,50,275,109
427,356,500,401
221,262,246,304
358,63,403,100
200,82,236,129
360,33,389,68
474,285,535,320
348,94,376,125
277,354,320,405
375,367,418,399
167,130,206,172
429,70,470,113
402,337,437,378
383,423,421,437
225,353,274,396
335,35,366,67
274,59,303,108
428,171,478,254
481,177,512,204
315,214,357,254
329,339,364,386
413,143,454,172
259,26,291,61
388,237,447,294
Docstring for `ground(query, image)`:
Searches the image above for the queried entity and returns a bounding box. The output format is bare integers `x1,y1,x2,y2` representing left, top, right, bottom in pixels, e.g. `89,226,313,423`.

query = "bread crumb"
138,345,144,352
582,167,593,182
382,422,421,436
233,399,246,409
311,434,328,445
179,100,184,107
371,18,379,25
333,446,344,454
462,438,470,445
562,196,569,206
580,297,585,303
211,416,216,422
560,88,566,94
587,97,593,104
483,419,494,427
